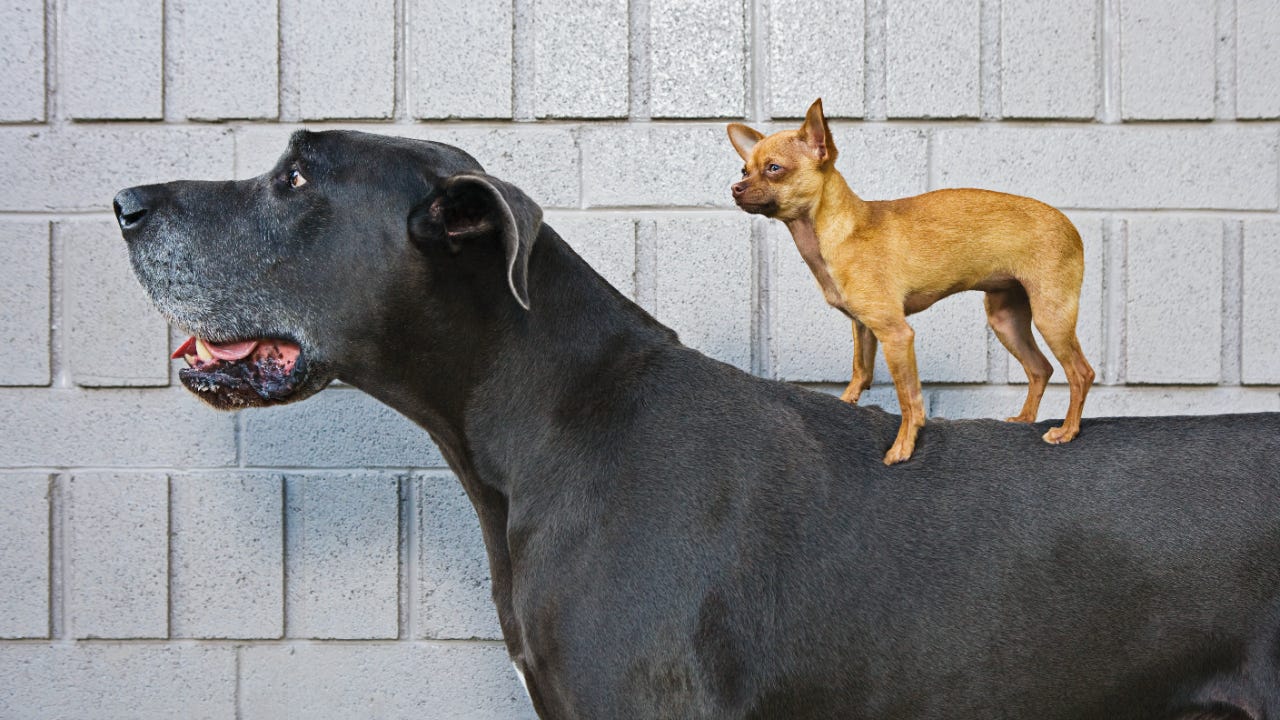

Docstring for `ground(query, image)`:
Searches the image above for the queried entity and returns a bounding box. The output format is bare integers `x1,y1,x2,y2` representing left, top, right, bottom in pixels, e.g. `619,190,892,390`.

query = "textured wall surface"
1,0,1278,717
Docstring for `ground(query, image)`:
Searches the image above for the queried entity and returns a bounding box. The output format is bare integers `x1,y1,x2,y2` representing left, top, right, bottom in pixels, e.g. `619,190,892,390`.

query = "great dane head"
114,130,543,410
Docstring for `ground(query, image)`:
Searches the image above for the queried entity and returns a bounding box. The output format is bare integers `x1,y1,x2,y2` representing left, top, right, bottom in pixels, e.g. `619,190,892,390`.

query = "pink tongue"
205,339,259,361
170,336,260,361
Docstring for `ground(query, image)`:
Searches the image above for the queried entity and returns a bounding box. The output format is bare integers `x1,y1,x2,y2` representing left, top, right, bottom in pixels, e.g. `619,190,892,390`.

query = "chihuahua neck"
783,222,845,313
810,170,868,232
783,171,867,312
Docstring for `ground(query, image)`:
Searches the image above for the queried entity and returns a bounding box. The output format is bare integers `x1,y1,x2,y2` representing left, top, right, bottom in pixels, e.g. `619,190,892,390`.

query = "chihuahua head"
727,98,837,222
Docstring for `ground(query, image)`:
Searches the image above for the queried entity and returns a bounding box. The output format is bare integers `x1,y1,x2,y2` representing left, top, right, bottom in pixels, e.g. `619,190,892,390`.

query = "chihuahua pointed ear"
409,173,543,310
797,98,836,164
727,123,766,161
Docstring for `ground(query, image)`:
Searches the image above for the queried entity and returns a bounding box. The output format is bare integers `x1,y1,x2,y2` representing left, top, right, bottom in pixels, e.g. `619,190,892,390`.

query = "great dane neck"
349,226,672,497
339,226,675,705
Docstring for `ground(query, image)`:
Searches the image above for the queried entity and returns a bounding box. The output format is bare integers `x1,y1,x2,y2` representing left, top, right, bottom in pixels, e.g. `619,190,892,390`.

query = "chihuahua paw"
1004,414,1036,423
840,388,862,404
883,444,914,466
1042,426,1079,444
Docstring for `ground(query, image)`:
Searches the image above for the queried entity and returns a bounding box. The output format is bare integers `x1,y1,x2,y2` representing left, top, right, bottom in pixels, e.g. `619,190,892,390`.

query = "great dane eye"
289,169,308,188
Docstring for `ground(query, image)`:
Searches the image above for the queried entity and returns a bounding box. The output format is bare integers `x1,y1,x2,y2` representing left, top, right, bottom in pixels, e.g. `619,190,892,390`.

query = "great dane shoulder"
116,130,1280,720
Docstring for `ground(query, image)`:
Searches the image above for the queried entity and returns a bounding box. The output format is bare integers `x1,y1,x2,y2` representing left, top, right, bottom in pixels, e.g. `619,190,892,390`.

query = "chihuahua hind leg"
984,286,1053,423
1029,295,1095,445
840,319,878,404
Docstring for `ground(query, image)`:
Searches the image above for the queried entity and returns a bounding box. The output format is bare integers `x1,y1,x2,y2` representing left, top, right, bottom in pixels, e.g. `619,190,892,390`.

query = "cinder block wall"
1,0,1277,717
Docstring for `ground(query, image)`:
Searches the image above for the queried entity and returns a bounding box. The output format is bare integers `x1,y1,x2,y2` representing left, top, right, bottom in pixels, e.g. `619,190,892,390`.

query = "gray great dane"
115,130,1280,720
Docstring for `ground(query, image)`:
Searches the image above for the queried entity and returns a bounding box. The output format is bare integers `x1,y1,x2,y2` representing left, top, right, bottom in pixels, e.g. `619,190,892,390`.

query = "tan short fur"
728,99,1095,464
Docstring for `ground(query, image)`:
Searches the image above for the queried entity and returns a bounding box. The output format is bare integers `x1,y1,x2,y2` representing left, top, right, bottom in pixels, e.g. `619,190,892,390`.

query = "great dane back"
116,129,1280,720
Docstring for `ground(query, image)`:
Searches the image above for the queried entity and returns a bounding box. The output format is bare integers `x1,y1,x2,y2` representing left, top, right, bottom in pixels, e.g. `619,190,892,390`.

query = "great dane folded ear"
410,173,543,310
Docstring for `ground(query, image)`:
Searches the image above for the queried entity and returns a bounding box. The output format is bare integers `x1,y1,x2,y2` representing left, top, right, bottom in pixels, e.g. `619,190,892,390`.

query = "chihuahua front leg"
865,315,925,465
840,319,877,404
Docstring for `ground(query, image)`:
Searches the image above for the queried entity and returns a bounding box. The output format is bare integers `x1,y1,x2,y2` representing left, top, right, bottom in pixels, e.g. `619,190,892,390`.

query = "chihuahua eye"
288,169,308,188
740,168,748,178
767,164,782,173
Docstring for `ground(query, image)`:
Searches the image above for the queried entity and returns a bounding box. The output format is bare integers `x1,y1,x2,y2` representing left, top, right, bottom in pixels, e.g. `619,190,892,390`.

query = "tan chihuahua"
728,99,1094,465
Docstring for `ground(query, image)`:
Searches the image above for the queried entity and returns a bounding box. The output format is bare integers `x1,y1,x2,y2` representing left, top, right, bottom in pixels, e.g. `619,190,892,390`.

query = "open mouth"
172,335,305,408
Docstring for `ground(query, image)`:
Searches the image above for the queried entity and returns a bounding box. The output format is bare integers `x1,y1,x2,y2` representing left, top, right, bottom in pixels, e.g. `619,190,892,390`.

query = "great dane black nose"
113,186,152,233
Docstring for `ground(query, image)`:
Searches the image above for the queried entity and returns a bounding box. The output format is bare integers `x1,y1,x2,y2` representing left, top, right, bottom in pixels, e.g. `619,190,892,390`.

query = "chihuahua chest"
786,220,849,314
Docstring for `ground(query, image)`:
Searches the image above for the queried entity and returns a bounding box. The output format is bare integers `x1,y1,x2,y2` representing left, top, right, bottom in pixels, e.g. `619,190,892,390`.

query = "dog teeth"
183,353,196,367
194,338,214,362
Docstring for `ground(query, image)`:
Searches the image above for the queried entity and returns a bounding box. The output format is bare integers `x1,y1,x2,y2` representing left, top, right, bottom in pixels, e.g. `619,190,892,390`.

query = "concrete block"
237,124,579,205
0,473,49,638
1008,213,1105,384
1125,217,1222,384
1080,386,1280,415
0,221,49,385
166,0,279,120
1079,387,1280,416
908,292,990,382
244,125,577,206
1242,220,1280,383
171,474,283,639
1237,0,1280,119
418,473,502,639
283,0,396,119
67,472,168,638
0,644,235,719
792,383,910,415
930,386,1279,420
767,222,856,381
767,0,864,118
533,0,629,118
929,386,1068,419
650,0,746,118
885,0,979,118
243,388,444,468
285,473,399,639
233,125,300,179
651,215,754,370
1001,0,1097,118
0,387,236,467
581,125,742,208
830,125,929,200
419,127,580,209
844,385,906,415
61,0,162,119
1119,0,1215,120
543,213,637,297
410,0,512,119
0,0,44,122
241,642,536,719
932,126,1278,210
60,219,169,387
0,126,234,212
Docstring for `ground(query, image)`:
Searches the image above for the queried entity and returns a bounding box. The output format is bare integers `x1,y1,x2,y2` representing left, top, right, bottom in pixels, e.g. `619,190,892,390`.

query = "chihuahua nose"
731,182,747,197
